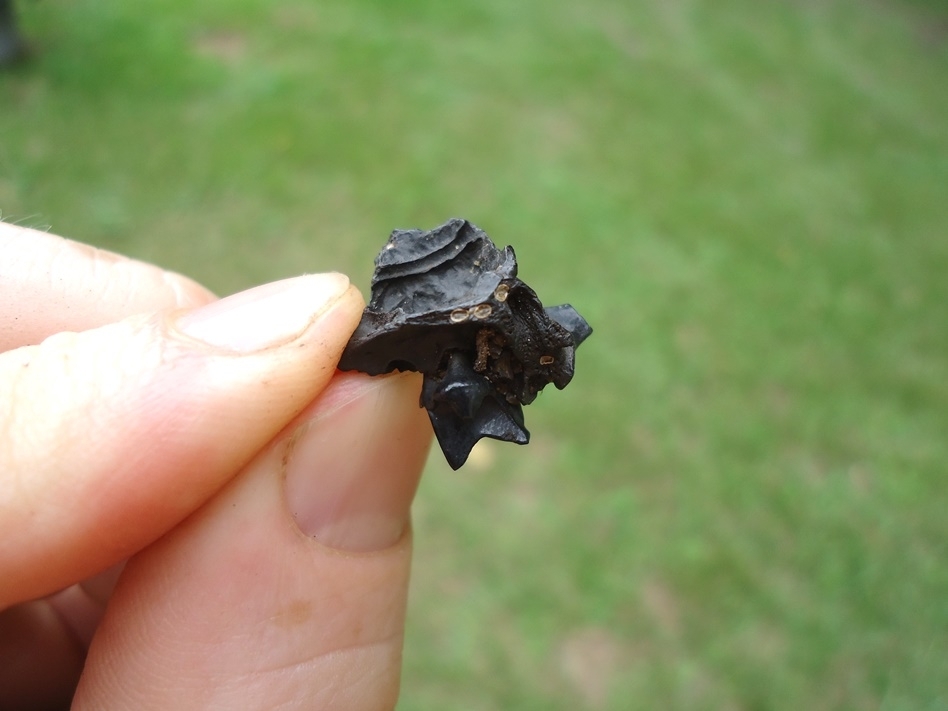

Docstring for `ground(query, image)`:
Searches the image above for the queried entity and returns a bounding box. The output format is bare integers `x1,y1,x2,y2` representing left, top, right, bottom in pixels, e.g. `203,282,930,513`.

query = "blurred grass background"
3,0,948,708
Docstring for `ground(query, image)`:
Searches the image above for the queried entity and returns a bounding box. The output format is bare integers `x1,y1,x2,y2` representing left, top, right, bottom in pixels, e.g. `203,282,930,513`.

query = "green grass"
4,0,948,708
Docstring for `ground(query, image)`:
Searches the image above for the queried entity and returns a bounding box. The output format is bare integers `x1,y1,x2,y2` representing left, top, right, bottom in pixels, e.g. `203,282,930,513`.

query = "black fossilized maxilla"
338,218,592,469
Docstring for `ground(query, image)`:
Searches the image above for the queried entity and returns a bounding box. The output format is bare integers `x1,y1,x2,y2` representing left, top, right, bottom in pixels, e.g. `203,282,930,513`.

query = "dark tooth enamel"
339,218,592,470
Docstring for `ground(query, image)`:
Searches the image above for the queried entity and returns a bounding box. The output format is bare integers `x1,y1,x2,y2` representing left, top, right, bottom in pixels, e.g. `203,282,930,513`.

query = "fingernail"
175,273,350,352
284,372,431,552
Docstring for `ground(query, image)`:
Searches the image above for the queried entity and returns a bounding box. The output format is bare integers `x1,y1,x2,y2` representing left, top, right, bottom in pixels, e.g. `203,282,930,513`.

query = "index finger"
0,222,217,351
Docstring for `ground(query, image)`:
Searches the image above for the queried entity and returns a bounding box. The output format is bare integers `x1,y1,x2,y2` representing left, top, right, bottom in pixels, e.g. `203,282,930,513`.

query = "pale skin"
0,222,433,710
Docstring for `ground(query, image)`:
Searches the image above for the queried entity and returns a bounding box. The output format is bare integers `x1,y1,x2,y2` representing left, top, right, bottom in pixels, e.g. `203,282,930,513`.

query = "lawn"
3,0,948,708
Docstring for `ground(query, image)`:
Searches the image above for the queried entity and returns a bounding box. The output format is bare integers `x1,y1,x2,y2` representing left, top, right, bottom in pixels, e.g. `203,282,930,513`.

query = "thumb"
0,273,363,607
73,371,432,711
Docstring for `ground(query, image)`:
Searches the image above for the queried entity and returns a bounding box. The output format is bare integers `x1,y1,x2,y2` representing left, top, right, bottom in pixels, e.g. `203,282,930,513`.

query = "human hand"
0,223,432,710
